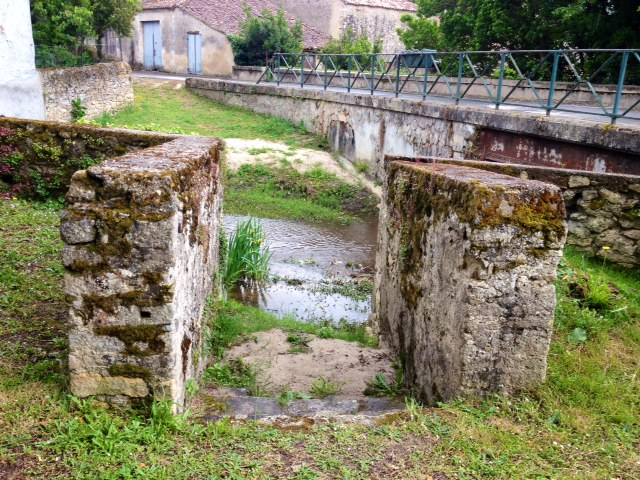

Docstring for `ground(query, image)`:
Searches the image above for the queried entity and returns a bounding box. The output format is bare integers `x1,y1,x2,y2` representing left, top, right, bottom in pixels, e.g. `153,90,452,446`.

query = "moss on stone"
108,363,153,381
95,324,166,356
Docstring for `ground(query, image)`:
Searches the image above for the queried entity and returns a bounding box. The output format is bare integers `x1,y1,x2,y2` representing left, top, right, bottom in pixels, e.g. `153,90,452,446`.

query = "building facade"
268,0,418,53
105,0,328,77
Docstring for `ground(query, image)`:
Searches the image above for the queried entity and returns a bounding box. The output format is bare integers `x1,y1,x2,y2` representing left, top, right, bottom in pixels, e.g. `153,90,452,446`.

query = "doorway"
188,33,203,75
143,21,162,71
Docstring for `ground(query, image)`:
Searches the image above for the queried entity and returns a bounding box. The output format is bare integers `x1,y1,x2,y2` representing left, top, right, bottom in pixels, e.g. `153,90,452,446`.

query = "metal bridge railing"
257,49,640,124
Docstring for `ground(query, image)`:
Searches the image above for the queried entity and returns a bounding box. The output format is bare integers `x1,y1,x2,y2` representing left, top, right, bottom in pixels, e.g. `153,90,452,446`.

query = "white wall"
0,0,45,120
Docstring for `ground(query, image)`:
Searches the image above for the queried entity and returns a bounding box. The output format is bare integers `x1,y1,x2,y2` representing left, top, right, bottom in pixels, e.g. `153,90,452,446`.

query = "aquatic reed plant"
224,218,271,287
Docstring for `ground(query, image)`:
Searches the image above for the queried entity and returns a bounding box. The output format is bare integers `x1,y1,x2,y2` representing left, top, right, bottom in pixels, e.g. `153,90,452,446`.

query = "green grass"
310,378,343,399
98,82,323,149
225,163,377,223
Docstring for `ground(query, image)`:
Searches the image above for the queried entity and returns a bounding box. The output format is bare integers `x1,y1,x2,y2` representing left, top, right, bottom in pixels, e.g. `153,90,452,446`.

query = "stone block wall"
372,161,566,405
63,137,222,408
416,159,640,268
39,62,134,122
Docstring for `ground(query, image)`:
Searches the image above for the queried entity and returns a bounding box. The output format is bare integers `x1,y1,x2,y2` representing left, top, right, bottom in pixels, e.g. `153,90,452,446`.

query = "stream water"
223,215,379,324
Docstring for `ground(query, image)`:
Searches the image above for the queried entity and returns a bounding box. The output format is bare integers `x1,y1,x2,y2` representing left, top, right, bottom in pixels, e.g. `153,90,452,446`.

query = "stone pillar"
63,137,222,408
372,161,567,405
0,0,46,120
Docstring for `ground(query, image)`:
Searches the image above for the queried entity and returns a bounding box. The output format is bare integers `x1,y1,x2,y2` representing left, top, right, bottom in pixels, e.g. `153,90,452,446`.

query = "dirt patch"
224,138,382,197
226,329,395,398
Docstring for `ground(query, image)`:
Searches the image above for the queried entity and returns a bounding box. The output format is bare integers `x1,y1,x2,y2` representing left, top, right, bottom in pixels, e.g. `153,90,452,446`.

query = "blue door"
143,21,162,70
188,33,202,74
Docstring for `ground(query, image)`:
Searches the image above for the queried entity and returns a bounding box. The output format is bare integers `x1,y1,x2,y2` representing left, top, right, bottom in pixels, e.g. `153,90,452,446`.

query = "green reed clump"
224,218,271,287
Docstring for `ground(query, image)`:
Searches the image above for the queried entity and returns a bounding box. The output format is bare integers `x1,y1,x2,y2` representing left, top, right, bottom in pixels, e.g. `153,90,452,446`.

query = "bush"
230,6,303,66
321,27,383,71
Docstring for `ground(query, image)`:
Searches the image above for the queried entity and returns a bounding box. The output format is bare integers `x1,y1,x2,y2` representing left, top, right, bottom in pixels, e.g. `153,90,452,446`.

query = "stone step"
195,387,405,426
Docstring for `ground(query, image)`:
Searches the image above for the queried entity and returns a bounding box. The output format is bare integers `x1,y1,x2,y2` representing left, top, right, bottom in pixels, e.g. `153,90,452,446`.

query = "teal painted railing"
257,50,640,124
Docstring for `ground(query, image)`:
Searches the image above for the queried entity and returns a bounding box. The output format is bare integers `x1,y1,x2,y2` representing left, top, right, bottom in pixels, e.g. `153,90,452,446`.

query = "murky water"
223,215,379,324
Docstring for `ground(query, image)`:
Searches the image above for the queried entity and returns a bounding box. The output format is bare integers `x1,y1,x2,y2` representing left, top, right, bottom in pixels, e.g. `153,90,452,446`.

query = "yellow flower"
602,246,611,251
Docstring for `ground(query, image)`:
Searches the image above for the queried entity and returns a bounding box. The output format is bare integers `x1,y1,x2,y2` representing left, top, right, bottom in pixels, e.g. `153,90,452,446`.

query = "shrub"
321,27,383,71
230,6,303,66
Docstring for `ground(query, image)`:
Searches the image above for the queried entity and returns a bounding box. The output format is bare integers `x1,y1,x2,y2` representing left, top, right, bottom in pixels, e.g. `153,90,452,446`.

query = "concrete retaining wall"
408,158,640,268
39,62,134,122
186,79,640,178
372,161,566,404
63,136,222,409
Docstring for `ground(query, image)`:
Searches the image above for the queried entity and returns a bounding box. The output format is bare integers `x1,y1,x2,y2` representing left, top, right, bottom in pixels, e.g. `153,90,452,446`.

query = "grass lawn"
0,198,638,479
96,81,325,149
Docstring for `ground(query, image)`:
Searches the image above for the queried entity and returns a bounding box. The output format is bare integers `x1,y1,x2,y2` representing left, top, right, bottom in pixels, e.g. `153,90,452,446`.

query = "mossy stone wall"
0,117,177,199
64,136,223,409
372,162,566,405
399,158,639,269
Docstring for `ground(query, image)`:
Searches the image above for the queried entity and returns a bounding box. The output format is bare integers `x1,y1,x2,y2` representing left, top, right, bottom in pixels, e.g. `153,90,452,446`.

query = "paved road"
133,71,640,129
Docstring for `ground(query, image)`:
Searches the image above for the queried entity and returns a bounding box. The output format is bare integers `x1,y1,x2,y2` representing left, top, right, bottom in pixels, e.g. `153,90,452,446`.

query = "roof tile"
142,0,329,49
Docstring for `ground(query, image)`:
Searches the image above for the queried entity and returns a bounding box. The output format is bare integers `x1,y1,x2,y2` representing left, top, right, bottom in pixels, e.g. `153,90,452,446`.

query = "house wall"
268,0,409,52
341,4,407,52
0,0,45,120
105,8,234,76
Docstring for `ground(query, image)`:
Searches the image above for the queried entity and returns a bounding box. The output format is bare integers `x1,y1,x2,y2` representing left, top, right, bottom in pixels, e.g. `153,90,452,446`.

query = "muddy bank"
226,329,395,399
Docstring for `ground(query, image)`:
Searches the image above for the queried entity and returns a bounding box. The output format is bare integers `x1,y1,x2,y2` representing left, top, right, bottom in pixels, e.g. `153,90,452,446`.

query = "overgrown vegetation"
229,5,303,66
321,27,383,70
31,0,142,66
0,126,102,200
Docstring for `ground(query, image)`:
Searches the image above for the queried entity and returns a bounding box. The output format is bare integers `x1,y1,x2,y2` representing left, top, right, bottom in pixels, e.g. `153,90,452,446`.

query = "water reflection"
223,215,379,324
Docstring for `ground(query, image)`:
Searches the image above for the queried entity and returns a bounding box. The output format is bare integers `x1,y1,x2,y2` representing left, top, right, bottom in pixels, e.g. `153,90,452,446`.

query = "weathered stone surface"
623,230,640,240
186,78,640,179
569,175,591,188
64,136,223,409
600,188,626,204
60,217,96,244
40,62,134,122
372,162,566,405
418,158,640,269
70,373,150,398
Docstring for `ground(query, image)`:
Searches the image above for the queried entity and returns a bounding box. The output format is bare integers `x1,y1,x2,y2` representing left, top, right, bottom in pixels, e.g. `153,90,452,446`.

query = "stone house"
267,0,418,52
104,0,328,77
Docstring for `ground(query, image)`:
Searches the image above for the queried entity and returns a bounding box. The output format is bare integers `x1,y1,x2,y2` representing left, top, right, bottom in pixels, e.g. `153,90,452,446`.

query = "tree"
31,0,141,61
399,0,640,51
92,0,141,58
397,14,443,51
230,6,304,66
31,0,95,47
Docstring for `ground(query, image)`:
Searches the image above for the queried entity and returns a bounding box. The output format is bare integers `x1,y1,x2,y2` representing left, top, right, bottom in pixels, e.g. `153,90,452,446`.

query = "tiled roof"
343,0,418,11
141,0,329,49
